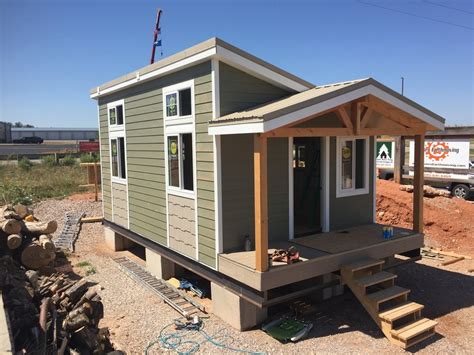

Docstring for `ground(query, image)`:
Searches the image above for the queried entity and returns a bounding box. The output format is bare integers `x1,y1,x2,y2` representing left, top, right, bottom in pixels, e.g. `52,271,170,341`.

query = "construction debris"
55,211,85,252
399,185,451,198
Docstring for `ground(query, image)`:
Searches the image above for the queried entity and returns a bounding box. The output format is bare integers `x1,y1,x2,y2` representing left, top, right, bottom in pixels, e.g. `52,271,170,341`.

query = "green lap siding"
98,62,214,252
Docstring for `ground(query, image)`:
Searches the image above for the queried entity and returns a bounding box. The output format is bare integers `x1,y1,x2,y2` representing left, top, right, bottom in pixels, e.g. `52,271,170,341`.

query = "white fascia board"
208,84,444,135
208,121,264,135
215,45,310,93
90,48,217,99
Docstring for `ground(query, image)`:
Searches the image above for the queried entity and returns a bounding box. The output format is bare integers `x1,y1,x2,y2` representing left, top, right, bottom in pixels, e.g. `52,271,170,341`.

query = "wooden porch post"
254,134,268,272
413,134,425,233
394,136,405,184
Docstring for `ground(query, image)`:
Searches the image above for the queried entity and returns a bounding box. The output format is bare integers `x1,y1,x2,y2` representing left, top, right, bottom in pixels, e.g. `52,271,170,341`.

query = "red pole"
150,9,163,64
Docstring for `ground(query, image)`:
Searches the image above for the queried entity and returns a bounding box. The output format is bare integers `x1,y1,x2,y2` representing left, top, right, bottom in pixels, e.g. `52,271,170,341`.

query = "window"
167,133,194,192
164,87,193,119
111,136,126,180
337,137,369,197
109,103,124,126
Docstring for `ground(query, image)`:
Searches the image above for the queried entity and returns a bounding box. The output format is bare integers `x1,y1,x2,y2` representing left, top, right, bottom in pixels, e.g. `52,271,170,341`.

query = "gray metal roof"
90,37,314,96
209,78,445,126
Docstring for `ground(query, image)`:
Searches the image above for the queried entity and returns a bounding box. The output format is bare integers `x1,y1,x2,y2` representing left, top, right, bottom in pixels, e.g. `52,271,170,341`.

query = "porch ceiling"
208,78,445,135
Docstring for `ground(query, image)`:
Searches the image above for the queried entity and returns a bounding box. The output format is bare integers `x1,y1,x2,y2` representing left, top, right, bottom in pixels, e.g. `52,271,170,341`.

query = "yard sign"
409,139,470,170
376,141,395,168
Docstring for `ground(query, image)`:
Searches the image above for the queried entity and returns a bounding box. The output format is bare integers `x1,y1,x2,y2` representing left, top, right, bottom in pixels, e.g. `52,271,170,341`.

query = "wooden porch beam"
263,127,352,138
335,107,354,130
254,134,268,272
360,106,373,128
360,127,425,136
366,96,426,129
413,134,425,233
351,102,361,135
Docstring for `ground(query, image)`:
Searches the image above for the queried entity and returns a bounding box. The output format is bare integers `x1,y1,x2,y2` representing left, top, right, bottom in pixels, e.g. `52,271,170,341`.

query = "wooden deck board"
293,224,416,254
218,223,423,291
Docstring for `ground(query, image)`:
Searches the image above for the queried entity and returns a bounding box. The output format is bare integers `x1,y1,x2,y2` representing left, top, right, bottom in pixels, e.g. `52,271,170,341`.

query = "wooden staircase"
341,258,437,349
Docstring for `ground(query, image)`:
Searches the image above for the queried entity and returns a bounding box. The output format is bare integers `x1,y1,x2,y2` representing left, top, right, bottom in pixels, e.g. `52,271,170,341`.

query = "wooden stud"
413,134,425,233
366,96,426,129
254,134,268,272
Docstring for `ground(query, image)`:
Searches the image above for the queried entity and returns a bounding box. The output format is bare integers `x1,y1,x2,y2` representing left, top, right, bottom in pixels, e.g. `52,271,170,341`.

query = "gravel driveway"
34,197,474,354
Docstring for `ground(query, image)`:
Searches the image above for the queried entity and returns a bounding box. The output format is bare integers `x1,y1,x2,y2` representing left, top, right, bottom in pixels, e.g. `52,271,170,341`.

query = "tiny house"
91,38,444,347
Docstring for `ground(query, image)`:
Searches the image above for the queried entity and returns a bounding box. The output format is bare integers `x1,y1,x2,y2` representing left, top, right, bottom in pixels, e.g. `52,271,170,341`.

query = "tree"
11,122,34,128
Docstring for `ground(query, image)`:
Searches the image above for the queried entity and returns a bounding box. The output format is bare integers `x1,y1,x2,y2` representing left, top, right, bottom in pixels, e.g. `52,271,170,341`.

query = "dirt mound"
376,179,474,257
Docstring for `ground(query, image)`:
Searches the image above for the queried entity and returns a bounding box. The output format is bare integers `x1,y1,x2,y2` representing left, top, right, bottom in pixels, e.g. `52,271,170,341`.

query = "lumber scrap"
80,216,103,224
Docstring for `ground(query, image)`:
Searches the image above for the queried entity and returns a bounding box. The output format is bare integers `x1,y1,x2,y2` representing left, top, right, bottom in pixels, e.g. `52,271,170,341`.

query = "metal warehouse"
12,127,98,141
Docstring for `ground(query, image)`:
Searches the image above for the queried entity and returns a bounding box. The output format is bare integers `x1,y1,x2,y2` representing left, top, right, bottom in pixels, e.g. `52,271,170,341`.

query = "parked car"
12,136,44,144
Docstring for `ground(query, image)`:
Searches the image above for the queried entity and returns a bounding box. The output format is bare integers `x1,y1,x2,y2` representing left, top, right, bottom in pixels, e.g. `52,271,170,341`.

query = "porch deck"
218,223,423,291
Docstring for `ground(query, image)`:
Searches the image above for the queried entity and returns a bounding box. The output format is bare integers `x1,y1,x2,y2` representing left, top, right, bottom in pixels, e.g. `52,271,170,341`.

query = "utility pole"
150,9,163,64
401,76,405,96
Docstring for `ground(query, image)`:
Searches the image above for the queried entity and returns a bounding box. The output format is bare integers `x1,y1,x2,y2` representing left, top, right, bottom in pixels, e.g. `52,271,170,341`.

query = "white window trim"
162,79,195,125
109,130,127,185
107,99,125,132
165,132,196,199
336,136,370,198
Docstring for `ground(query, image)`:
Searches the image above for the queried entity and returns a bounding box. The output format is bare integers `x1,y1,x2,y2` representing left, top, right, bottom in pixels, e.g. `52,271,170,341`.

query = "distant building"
11,127,98,141
0,122,12,143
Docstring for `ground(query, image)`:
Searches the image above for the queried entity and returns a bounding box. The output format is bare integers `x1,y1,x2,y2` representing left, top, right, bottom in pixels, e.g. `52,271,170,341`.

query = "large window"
167,133,194,192
108,103,124,126
336,137,369,197
165,87,192,119
111,136,126,181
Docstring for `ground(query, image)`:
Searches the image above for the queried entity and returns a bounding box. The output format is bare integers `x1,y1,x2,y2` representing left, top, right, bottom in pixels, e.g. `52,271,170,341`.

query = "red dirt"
68,192,102,201
376,179,474,257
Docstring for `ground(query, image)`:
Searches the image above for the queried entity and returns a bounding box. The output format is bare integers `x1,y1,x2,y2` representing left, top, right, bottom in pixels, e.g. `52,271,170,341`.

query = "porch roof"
208,78,445,135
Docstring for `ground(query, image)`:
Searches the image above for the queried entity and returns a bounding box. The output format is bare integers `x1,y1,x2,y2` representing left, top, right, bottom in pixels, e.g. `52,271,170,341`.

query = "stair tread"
342,258,384,272
356,271,397,288
379,302,424,322
391,318,438,340
367,286,410,304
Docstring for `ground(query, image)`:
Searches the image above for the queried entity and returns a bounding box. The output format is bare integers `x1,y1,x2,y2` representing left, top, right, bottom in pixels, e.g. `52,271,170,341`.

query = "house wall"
111,182,128,227
329,136,375,230
98,61,216,267
219,62,293,116
168,194,196,259
221,135,289,252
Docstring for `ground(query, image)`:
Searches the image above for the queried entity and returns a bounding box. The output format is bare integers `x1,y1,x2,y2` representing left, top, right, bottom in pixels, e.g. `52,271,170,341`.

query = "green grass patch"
75,260,97,275
0,163,87,205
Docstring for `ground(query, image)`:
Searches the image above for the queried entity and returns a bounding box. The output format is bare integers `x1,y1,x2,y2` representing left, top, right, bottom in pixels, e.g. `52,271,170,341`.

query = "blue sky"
1,0,473,128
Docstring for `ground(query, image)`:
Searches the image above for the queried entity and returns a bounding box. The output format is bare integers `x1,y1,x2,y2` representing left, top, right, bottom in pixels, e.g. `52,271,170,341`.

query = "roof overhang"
90,38,314,99
208,79,445,135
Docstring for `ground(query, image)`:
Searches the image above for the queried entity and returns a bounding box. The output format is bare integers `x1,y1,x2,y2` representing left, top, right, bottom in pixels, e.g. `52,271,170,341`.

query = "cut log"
1,219,22,234
39,234,55,251
65,279,89,304
20,241,56,270
21,220,58,235
7,234,22,249
13,204,30,219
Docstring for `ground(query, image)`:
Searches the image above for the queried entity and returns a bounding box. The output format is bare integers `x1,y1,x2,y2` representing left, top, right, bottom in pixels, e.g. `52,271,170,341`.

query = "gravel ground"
34,197,474,354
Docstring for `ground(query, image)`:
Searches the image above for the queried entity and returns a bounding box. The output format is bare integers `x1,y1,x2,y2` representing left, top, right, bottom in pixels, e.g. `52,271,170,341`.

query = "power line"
423,0,474,16
358,1,474,30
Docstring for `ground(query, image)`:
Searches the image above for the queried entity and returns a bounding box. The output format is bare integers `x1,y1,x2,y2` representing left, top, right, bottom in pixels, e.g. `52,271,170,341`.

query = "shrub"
62,155,77,166
80,153,99,163
41,155,57,167
18,157,33,171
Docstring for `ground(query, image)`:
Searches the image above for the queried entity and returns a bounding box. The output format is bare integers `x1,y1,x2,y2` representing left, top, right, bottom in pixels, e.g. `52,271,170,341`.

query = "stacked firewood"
1,257,118,354
0,204,58,269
